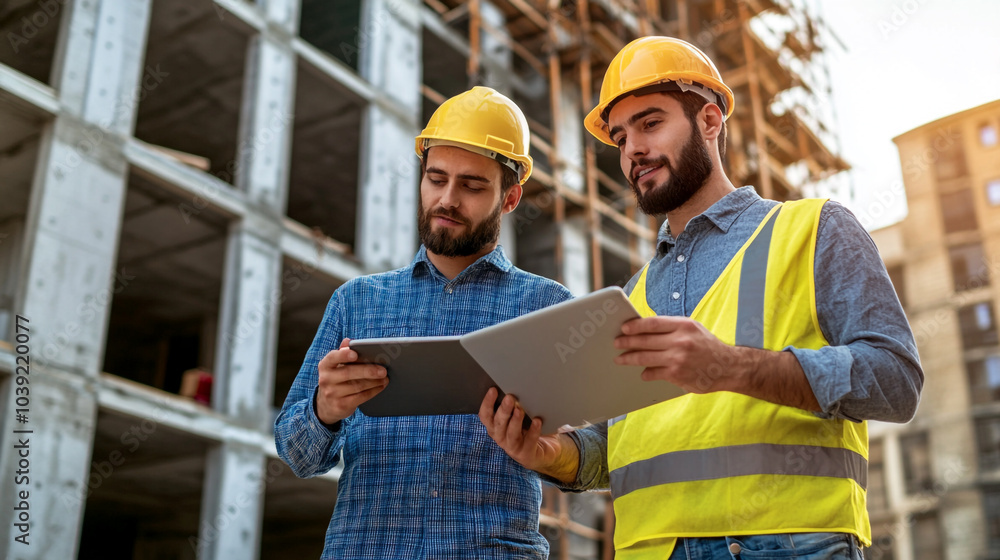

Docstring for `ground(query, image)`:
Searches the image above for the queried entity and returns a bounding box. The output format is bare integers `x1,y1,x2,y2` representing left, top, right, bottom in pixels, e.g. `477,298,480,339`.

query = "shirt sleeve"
787,201,924,423
539,423,610,492
274,288,353,478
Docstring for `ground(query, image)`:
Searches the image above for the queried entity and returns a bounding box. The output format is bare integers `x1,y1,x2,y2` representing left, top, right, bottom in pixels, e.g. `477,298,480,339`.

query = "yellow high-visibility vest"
610,199,870,557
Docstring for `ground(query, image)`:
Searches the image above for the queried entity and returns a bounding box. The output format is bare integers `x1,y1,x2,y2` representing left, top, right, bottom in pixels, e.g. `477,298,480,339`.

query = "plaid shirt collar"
410,244,514,278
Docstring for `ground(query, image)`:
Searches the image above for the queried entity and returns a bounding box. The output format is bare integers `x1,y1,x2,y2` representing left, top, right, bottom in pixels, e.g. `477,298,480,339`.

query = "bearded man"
275,87,571,560
479,37,922,560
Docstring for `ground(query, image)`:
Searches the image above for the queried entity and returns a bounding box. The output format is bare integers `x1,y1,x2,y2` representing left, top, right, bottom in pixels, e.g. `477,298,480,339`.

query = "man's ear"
501,183,523,214
700,102,724,144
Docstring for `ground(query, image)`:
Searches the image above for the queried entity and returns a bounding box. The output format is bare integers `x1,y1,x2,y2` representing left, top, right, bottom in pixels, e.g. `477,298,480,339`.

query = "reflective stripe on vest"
609,199,870,551
612,442,868,498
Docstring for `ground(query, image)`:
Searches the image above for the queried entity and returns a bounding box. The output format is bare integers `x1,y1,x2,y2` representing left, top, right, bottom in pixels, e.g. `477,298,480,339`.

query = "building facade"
867,99,1000,560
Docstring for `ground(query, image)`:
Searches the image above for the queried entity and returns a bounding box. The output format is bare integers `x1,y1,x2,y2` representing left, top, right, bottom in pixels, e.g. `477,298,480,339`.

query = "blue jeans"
668,533,864,560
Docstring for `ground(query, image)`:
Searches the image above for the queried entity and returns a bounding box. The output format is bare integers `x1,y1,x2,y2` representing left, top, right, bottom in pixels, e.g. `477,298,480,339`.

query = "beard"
628,125,714,215
418,196,504,257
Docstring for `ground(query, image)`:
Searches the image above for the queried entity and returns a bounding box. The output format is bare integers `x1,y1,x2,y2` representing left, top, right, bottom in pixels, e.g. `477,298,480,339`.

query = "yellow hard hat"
584,36,735,146
416,86,533,184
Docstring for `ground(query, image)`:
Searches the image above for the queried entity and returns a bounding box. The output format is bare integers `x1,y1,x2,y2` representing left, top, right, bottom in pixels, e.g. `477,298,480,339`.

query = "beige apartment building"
868,99,1000,560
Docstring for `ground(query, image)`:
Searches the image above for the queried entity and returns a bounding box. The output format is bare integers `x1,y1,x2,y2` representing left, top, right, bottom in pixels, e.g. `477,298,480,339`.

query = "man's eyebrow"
608,107,667,141
426,167,492,184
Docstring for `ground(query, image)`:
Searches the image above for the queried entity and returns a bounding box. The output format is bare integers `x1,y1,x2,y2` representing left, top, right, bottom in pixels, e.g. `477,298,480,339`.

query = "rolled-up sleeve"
540,423,610,492
790,202,923,423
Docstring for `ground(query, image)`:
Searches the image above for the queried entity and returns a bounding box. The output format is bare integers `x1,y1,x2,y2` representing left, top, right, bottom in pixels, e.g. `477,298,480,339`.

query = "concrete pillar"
235,34,296,213
355,0,422,271
213,216,282,429
555,85,591,294
562,217,591,296
0,370,97,559
201,3,298,555
478,0,513,91
556,87,585,194
0,1,152,557
194,442,267,560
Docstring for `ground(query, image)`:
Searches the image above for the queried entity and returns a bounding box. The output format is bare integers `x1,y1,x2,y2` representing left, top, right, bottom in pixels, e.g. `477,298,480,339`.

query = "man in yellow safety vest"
480,37,923,559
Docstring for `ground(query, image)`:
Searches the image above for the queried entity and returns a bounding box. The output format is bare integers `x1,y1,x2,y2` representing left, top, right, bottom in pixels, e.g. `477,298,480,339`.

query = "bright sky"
817,0,1000,230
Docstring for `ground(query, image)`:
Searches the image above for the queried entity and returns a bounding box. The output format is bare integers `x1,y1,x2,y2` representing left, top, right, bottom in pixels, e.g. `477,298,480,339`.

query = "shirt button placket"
671,245,687,315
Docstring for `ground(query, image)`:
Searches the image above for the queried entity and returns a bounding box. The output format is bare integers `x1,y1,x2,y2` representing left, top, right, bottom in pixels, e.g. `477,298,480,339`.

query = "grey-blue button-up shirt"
563,186,923,491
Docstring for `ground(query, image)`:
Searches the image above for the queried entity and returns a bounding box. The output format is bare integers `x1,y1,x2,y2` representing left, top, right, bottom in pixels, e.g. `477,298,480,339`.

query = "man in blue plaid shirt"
275,87,572,559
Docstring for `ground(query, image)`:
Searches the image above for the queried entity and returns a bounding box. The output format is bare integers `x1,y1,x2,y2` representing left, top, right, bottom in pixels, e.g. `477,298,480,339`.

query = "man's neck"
425,244,496,280
664,174,737,236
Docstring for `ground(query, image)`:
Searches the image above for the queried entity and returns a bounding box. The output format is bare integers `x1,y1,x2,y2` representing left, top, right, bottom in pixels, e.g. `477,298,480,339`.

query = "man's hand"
613,316,744,393
315,338,388,424
478,388,580,483
613,316,820,411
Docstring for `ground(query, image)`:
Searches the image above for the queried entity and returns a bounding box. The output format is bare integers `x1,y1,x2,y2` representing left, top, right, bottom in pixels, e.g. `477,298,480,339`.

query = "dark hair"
499,164,519,192
420,147,519,193
665,91,727,162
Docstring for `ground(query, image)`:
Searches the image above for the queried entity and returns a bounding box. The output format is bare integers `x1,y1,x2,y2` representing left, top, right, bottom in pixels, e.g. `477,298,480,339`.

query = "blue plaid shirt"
275,245,572,559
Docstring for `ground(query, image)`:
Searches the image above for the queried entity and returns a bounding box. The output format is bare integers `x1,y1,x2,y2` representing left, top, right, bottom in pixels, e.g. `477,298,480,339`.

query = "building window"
978,417,1000,472
867,439,889,512
900,432,933,495
986,488,1000,553
933,127,969,181
949,243,991,292
982,123,999,147
911,512,944,560
988,179,1000,206
959,302,999,350
969,356,1000,405
886,265,906,307
939,188,978,233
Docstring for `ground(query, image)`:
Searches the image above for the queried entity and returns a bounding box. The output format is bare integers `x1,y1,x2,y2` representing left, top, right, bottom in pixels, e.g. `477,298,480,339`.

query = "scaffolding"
423,0,848,295
0,0,847,558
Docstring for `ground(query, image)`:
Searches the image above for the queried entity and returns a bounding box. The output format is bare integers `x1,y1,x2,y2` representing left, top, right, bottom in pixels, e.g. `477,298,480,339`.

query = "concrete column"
201,7,298,555
478,0,513,91
213,216,282,429
0,370,97,560
556,87,585,194
355,0,422,271
262,0,300,31
561,216,591,296
554,86,591,293
235,33,297,212
0,1,152,557
194,442,267,560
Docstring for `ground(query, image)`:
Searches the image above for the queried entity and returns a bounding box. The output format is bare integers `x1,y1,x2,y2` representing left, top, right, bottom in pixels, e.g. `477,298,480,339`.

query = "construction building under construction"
0,0,847,558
